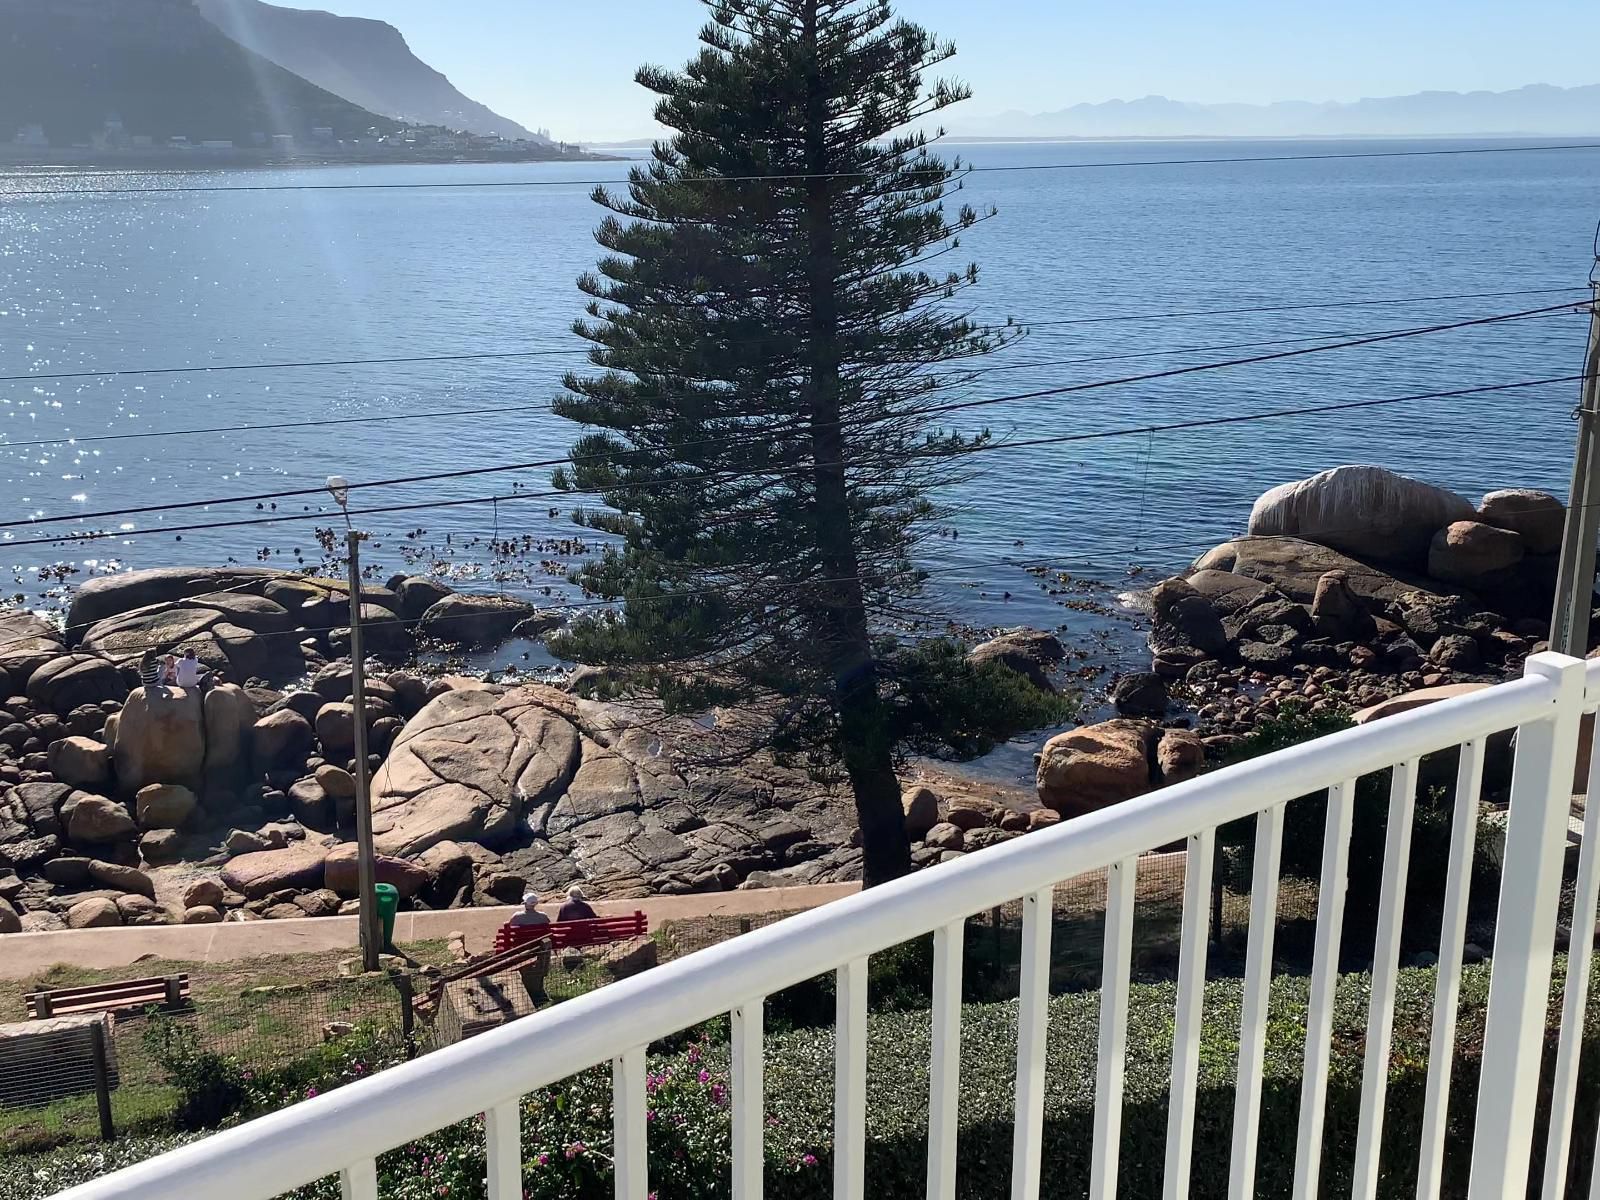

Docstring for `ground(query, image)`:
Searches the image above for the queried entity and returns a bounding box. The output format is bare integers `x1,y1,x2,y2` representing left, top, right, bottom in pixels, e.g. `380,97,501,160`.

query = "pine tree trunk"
799,0,910,887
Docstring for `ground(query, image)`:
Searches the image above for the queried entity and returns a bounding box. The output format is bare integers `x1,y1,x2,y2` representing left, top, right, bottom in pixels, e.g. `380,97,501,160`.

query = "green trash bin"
374,883,400,951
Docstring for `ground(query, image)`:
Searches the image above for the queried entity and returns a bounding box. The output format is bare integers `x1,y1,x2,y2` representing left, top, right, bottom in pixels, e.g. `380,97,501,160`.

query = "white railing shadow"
53,652,1600,1200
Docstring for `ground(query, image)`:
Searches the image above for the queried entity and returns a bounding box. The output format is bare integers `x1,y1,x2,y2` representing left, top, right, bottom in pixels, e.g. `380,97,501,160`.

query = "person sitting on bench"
510,892,552,1005
557,885,597,922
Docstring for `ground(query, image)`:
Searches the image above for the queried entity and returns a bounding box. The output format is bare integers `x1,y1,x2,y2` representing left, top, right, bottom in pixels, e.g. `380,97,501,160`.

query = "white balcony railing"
53,652,1600,1200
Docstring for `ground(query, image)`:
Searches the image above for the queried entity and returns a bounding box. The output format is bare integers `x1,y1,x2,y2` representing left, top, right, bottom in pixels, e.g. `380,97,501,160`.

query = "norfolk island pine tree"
551,0,1056,885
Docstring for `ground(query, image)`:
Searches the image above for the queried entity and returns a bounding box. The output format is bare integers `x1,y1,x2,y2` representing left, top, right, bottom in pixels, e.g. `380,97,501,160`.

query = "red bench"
492,911,648,955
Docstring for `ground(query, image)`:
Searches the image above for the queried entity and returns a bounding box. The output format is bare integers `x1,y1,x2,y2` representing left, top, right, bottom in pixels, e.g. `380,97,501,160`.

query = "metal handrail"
54,657,1579,1200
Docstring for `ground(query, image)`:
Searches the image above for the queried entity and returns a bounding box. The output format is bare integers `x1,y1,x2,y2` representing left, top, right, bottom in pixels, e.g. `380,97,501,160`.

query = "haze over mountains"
955,84,1600,139
194,0,544,142
0,0,395,144
0,0,546,147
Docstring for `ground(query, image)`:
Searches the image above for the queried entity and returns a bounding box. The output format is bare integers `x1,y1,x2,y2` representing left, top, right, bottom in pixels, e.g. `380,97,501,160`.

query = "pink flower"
697,1069,711,1084
687,1045,701,1064
565,1141,586,1160
801,1154,818,1167
536,1153,550,1167
710,1083,727,1106
305,1087,318,1099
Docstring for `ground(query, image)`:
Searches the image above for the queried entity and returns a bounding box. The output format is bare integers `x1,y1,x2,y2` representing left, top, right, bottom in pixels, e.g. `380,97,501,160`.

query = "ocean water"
2,138,1597,669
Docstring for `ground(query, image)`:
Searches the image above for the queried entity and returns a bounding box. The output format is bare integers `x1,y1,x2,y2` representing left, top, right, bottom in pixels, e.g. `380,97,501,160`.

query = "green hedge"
4,962,1594,1200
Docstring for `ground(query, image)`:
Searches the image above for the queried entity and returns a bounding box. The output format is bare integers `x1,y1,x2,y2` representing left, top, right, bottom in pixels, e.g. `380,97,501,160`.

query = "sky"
280,0,1600,143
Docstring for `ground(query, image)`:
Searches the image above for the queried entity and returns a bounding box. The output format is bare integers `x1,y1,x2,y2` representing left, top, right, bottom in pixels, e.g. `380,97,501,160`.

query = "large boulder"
1310,569,1374,641
65,567,279,636
416,594,541,647
322,844,430,898
1427,521,1525,585
395,576,454,620
1035,720,1156,817
26,654,125,715
370,687,583,857
1111,672,1168,718
315,703,357,754
1191,537,1449,608
1184,570,1271,616
901,786,941,841
0,610,66,688
1477,489,1564,555
966,629,1065,691
135,783,198,830
88,859,155,898
254,708,314,769
65,896,121,928
221,842,328,900
66,795,137,844
202,684,256,778
1247,465,1475,565
105,687,205,794
47,736,111,791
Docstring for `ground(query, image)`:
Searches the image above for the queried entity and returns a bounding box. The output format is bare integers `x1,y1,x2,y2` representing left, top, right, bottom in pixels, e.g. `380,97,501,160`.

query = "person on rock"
161,654,179,686
138,649,164,693
174,647,208,691
558,885,597,922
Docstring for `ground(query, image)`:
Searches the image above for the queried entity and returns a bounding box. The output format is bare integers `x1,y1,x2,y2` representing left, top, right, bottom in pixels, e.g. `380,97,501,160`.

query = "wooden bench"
492,911,648,955
25,974,191,1021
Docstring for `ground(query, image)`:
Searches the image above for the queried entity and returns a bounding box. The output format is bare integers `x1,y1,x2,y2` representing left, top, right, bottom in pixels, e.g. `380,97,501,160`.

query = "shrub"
1214,705,1503,960
19,962,1600,1200
142,1018,247,1132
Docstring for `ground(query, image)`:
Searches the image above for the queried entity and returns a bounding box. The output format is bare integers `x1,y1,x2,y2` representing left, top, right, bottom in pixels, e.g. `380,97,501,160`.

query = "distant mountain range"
954,84,1600,139
0,0,396,144
194,0,545,142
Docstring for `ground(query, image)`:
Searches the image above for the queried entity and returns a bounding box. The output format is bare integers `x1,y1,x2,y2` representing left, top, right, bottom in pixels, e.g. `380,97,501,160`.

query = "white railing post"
485,1100,522,1200
835,958,869,1200
732,1001,765,1200
1468,652,1587,1199
927,920,966,1200
1011,887,1055,1200
1163,828,1216,1200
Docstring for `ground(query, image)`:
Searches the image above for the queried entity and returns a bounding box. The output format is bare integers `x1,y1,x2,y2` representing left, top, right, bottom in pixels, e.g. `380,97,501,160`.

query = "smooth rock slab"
370,687,583,857
221,843,328,900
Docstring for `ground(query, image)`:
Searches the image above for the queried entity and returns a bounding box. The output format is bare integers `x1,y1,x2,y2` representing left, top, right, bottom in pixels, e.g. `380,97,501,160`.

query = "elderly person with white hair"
509,891,553,1005
557,885,598,922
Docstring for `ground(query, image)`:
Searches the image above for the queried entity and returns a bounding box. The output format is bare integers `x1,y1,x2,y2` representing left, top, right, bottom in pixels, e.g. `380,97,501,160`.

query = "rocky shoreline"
1033,466,1569,815
0,465,1573,933
0,567,1053,932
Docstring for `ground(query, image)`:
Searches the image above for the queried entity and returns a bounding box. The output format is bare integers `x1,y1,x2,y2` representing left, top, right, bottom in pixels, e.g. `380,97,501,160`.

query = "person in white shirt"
174,648,206,690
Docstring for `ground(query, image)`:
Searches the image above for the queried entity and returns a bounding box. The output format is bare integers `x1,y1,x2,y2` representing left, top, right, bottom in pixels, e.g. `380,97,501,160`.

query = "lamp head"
326,475,350,508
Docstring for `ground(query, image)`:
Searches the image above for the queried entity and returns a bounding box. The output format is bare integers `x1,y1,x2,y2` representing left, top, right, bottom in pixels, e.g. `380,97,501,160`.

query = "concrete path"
0,884,860,980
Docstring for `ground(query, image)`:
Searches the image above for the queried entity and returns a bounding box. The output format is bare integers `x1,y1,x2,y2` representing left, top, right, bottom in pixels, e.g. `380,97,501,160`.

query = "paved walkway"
0,884,860,980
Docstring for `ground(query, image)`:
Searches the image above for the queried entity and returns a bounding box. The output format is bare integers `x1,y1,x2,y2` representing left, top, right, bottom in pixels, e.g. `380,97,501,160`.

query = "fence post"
1468,652,1586,1199
90,1018,116,1142
393,973,418,1059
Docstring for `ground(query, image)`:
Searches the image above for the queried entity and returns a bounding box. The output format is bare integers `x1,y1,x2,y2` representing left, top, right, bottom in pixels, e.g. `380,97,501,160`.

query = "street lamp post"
328,476,382,972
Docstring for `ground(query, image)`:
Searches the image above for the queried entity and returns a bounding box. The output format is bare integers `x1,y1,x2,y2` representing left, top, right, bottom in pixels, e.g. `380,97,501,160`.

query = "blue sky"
283,0,1600,142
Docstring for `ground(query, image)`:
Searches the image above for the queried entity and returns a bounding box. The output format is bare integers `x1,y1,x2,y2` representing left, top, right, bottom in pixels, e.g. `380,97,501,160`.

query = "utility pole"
1549,275,1600,658
329,477,383,973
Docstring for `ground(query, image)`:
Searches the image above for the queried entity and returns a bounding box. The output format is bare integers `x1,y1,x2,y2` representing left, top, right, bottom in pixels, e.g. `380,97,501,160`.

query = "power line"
0,346,592,386
915,300,1590,422
3,372,1582,553
0,402,552,451
5,302,1578,533
5,302,1578,454
0,285,1582,392
1003,286,1591,330
8,141,1599,196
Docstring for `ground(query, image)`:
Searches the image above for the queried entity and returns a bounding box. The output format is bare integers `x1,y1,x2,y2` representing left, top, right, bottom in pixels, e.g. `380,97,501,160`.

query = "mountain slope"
0,0,397,144
196,0,544,141
958,83,1600,139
